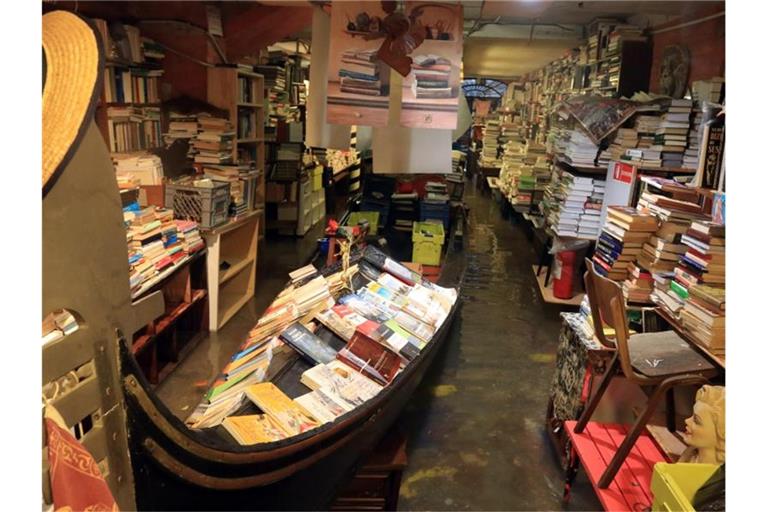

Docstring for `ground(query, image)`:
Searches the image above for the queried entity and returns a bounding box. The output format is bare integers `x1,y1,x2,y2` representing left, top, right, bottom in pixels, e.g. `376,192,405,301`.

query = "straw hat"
42,11,103,195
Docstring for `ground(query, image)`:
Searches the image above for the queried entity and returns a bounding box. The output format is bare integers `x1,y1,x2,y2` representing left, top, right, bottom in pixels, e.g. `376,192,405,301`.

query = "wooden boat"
120,247,460,510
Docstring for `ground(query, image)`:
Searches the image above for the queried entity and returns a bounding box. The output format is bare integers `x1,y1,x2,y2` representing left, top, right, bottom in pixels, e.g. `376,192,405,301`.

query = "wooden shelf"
131,250,206,301
219,255,255,285
532,265,585,306
218,289,254,328
236,138,264,144
132,289,207,355
237,102,264,108
554,155,608,175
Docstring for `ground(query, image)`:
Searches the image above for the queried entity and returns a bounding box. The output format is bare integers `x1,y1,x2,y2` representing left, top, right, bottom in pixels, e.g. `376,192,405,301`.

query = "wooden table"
655,307,725,369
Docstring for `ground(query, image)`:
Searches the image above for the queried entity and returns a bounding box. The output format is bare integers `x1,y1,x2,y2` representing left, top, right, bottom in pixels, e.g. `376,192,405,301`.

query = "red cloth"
46,418,119,512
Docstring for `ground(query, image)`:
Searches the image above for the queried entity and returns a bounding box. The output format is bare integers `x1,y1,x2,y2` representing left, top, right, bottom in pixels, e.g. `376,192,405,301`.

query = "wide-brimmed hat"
42,10,103,195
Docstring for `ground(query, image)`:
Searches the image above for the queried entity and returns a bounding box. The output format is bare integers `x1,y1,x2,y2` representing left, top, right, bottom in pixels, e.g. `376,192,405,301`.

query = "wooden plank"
567,422,630,511
602,424,655,505
532,265,584,306
583,422,649,511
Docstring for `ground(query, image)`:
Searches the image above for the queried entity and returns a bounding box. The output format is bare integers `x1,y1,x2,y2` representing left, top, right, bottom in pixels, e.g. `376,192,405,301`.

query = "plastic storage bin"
651,463,721,512
345,211,380,233
165,180,230,229
412,221,445,266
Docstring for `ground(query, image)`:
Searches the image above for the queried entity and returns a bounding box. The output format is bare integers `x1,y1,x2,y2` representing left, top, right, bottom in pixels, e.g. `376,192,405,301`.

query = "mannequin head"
683,385,725,464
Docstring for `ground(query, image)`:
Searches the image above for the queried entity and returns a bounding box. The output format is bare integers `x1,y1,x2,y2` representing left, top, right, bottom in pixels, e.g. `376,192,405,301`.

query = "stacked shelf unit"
207,66,266,215
202,210,260,331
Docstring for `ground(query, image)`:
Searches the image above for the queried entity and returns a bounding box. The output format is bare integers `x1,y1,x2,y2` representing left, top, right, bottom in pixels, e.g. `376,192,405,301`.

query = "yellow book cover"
222,414,287,445
245,382,320,436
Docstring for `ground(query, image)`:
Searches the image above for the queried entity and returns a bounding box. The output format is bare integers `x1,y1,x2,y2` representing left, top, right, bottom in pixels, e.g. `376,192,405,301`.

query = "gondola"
121,246,460,510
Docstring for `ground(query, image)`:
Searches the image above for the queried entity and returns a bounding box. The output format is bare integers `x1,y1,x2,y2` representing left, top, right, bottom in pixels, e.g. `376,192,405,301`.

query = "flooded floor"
156,181,601,510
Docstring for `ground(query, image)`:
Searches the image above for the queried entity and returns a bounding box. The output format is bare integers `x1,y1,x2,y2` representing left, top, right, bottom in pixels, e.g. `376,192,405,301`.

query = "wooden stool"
331,428,408,511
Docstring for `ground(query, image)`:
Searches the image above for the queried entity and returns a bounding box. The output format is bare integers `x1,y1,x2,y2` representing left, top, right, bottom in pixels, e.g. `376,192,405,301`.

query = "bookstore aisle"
396,183,600,510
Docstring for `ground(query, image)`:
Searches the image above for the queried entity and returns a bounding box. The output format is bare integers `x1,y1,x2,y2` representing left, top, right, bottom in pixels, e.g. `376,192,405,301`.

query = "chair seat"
629,330,717,378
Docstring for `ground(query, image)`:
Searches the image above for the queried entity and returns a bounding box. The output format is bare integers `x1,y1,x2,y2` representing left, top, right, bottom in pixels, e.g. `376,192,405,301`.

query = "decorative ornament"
659,45,691,99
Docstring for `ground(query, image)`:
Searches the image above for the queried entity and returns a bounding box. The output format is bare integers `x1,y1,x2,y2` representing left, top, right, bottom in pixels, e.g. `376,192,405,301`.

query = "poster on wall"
326,2,391,127
399,2,462,130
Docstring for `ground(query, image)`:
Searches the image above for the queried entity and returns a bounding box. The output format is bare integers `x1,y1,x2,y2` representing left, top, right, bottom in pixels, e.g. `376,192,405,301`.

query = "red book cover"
338,330,401,385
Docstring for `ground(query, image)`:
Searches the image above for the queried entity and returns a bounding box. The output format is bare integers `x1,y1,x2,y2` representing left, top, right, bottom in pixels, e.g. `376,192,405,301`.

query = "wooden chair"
575,259,719,488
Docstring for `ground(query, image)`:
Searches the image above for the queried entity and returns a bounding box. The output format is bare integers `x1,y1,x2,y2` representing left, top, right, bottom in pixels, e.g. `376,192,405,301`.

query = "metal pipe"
650,11,724,35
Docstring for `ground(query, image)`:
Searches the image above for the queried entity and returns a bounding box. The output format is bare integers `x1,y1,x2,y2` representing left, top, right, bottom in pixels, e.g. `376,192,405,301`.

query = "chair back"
583,259,636,379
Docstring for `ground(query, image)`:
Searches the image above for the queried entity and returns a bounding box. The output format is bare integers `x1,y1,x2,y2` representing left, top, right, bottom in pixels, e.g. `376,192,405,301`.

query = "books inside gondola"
185,245,458,444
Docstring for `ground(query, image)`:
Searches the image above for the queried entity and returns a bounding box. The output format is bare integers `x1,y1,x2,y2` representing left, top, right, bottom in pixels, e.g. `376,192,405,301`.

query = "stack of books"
156,208,182,271
339,49,382,96
42,309,80,346
637,176,705,223
637,220,690,275
691,77,724,104
548,171,605,239
164,112,199,145
481,117,501,166
606,128,638,161
411,54,452,99
175,220,204,254
192,115,234,164
421,182,450,229
390,192,419,233
113,153,163,186
103,66,163,104
561,129,610,168
680,284,725,355
123,204,204,293
676,221,725,290
623,262,654,304
592,206,657,280
652,99,693,168
683,106,704,169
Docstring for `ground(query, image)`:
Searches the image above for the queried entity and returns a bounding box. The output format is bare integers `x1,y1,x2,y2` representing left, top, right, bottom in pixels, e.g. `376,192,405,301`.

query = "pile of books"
481,118,501,166
691,77,724,105
175,220,204,254
560,129,610,168
164,112,199,145
203,165,256,215
411,54,452,99
192,115,234,164
113,153,164,186
680,284,725,355
42,309,79,346
592,206,657,280
547,170,605,239
390,191,419,233
623,262,654,304
676,221,725,291
652,99,693,168
637,176,705,223
683,106,704,169
123,203,204,293
606,128,638,161
339,49,382,96
186,247,458,438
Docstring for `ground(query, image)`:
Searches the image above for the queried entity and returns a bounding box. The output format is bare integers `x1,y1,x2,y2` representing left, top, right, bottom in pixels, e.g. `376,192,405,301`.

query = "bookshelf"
207,66,267,216
130,249,208,385
202,210,261,331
